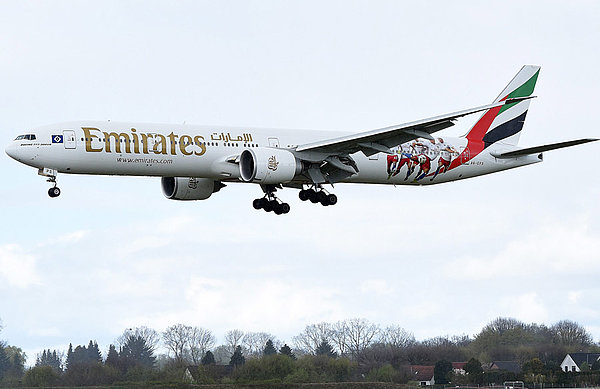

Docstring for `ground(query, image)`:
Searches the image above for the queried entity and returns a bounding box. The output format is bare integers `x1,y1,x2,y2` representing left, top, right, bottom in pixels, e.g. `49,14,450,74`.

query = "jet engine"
239,148,302,184
161,177,224,200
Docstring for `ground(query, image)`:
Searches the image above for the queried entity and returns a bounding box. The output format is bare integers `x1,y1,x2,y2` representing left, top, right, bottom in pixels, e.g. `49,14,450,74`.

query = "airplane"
5,65,597,215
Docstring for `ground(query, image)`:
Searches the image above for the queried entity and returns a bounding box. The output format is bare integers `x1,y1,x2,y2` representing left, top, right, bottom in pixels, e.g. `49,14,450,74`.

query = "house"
409,365,435,386
453,362,467,375
184,365,233,383
490,361,521,374
560,353,600,372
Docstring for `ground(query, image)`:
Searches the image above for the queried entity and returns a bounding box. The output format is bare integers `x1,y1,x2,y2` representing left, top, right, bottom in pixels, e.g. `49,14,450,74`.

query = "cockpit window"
14,134,36,140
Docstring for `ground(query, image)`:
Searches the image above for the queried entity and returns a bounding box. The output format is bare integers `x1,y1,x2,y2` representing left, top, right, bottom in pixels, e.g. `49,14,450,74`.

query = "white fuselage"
5,121,541,187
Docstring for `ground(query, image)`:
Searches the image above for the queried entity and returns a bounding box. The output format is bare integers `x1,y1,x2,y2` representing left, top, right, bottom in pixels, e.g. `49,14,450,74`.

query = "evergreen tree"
201,350,216,365
263,339,277,356
66,343,73,370
464,357,483,375
88,341,102,364
105,345,119,368
315,340,337,358
434,359,453,384
71,345,87,365
229,346,245,367
36,349,62,373
279,344,296,360
0,343,9,379
120,334,156,368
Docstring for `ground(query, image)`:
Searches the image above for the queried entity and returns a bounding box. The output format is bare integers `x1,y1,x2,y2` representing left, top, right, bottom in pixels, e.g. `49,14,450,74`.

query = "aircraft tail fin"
465,65,540,148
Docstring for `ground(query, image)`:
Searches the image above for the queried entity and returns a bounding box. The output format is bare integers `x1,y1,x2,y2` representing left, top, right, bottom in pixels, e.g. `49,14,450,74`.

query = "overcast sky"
1,0,599,364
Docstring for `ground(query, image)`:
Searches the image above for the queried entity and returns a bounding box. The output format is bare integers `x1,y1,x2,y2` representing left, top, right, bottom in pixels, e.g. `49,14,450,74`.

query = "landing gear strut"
252,185,290,215
299,185,337,206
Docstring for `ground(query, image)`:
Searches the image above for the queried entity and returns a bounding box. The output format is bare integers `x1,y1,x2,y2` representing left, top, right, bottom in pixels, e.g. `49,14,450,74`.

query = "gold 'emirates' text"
82,127,207,156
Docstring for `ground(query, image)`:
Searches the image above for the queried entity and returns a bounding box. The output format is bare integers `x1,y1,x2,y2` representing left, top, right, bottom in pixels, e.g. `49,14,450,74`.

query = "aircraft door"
63,130,76,149
268,137,280,148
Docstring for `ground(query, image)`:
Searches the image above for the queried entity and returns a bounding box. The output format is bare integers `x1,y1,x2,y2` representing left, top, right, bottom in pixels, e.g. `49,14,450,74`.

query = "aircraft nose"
5,142,18,160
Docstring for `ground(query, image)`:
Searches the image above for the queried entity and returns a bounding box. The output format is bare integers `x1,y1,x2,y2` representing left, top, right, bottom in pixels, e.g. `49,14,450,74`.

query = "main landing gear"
253,186,290,215
298,185,337,206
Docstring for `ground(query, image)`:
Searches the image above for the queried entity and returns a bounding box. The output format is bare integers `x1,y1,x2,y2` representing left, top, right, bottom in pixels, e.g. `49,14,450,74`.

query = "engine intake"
161,177,224,200
239,148,301,184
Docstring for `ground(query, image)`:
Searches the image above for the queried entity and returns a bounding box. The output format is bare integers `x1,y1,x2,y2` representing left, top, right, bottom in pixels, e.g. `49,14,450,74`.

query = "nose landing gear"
38,168,61,198
299,185,337,206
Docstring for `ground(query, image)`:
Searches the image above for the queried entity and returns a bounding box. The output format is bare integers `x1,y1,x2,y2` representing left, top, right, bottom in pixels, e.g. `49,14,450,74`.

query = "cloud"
361,279,393,295
56,230,89,244
0,244,41,288
442,217,600,281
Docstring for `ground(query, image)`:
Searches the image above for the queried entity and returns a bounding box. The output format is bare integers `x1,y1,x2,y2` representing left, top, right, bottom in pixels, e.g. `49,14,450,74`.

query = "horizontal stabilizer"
496,138,599,158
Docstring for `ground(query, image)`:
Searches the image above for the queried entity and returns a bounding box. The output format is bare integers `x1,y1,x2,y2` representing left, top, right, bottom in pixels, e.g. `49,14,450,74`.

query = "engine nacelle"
239,148,301,184
161,177,223,200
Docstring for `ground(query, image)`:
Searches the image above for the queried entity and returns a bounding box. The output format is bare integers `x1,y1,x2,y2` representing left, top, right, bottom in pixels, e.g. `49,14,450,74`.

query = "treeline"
1,317,600,387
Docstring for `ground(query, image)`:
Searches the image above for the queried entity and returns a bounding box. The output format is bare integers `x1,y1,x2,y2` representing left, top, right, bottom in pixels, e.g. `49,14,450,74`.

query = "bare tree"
293,322,333,354
162,324,192,363
343,318,380,358
213,345,230,364
225,329,245,356
481,317,525,335
551,320,593,347
380,325,416,349
189,327,216,364
330,320,350,356
243,332,278,357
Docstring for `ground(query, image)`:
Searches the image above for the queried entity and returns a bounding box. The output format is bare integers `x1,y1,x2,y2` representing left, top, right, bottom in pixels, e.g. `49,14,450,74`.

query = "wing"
293,97,532,184
296,98,531,157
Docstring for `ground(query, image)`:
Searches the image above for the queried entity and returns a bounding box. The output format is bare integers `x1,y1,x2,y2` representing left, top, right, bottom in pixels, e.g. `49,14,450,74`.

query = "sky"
1,0,599,364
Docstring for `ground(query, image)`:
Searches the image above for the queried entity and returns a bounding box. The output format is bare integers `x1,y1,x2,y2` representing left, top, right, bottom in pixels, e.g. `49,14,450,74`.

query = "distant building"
490,361,521,374
560,353,600,372
409,365,435,386
453,362,467,375
184,365,233,383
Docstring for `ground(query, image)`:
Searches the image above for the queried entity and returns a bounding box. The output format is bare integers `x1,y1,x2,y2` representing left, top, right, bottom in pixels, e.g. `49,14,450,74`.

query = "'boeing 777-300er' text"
5,65,597,214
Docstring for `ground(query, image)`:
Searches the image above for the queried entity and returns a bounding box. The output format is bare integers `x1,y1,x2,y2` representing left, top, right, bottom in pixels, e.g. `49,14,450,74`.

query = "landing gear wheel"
48,187,61,198
274,204,283,215
299,190,309,201
280,203,290,214
326,194,337,205
308,190,319,203
253,199,262,209
260,198,270,208
264,200,274,212
317,191,327,203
